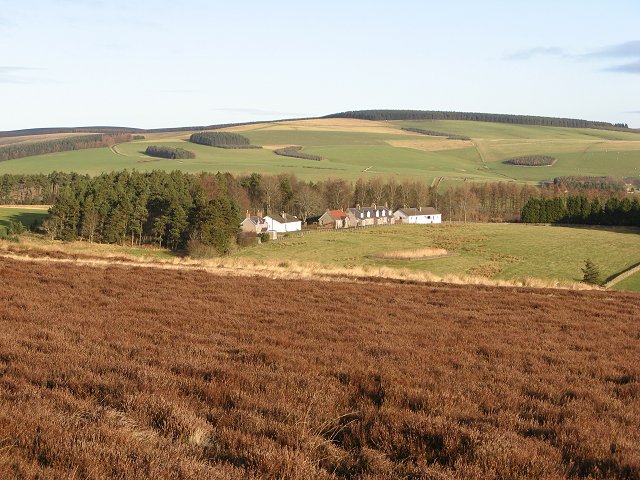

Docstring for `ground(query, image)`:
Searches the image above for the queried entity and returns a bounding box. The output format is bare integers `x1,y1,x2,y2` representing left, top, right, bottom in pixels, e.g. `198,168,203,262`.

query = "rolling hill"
0,112,638,184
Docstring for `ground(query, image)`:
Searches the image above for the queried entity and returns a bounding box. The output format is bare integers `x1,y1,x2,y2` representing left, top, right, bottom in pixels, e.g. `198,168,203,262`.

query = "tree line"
5,171,638,241
401,127,470,141
273,146,323,161
551,176,628,192
0,134,132,162
325,110,625,130
521,195,640,226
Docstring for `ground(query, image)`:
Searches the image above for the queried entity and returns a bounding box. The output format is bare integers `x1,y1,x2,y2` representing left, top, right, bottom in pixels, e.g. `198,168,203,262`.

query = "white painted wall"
265,216,302,232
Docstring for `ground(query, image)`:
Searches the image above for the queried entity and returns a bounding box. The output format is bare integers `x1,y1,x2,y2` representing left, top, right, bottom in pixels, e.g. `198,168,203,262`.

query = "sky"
1,0,639,130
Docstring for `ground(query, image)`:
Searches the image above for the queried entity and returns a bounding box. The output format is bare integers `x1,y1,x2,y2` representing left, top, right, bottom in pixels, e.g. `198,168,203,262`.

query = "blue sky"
1,0,639,130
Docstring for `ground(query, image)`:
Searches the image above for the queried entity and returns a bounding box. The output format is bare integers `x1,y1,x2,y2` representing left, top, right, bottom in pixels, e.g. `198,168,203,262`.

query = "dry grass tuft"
0,238,599,291
377,247,448,260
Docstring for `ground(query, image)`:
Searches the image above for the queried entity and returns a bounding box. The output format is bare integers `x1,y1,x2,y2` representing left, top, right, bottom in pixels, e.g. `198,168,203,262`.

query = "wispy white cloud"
604,60,640,74
505,46,565,61
0,66,44,84
506,40,640,74
583,40,640,59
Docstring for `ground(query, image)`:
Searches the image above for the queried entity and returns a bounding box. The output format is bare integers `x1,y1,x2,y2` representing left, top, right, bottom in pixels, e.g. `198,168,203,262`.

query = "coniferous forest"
326,110,627,129
504,155,556,166
41,171,241,253
188,132,260,149
521,195,640,226
144,145,196,159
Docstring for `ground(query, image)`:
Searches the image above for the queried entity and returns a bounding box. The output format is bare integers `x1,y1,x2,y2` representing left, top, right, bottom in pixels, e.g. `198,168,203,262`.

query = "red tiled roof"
328,210,347,220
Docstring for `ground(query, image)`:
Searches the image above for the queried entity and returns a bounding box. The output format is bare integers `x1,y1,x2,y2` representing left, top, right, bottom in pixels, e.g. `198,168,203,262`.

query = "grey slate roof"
244,215,267,225
267,213,300,224
395,207,440,216
346,206,393,219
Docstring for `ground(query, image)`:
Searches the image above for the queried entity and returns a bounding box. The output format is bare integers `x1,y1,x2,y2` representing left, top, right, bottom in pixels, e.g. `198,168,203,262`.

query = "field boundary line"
0,250,599,292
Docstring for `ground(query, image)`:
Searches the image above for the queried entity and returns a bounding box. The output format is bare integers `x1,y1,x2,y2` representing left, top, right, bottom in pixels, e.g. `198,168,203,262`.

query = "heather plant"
0,257,638,479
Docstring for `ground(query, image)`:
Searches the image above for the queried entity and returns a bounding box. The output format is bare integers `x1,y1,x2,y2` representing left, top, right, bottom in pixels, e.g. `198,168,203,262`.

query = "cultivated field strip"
0,258,639,478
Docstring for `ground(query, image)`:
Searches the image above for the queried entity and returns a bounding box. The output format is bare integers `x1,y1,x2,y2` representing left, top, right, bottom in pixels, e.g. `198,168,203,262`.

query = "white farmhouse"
264,212,302,233
393,207,442,224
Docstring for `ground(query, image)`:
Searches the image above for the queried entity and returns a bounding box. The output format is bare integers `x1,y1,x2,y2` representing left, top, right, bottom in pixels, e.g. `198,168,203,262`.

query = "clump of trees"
521,195,640,226
0,134,132,162
401,127,470,141
325,110,624,129
189,132,260,149
504,155,556,166
273,146,323,161
132,135,146,140
552,176,626,192
43,171,241,253
144,145,195,160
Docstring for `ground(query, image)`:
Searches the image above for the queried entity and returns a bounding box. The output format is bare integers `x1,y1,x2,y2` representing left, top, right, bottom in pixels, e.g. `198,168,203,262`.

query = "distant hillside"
0,118,311,138
0,127,143,138
1,110,634,138
324,110,630,130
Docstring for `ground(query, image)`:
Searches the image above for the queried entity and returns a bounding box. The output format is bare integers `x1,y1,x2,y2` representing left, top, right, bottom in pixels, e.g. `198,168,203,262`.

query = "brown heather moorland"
0,258,639,479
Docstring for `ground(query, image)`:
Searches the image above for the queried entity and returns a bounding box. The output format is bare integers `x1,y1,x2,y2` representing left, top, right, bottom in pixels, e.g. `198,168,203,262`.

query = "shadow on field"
549,224,640,236
0,211,48,230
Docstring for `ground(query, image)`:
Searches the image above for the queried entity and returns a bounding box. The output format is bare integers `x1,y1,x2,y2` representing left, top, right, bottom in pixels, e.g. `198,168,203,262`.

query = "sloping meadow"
0,258,639,478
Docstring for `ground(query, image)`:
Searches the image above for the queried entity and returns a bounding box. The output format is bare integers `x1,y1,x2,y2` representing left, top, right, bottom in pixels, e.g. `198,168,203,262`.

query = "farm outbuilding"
319,209,349,229
393,207,441,224
240,215,269,234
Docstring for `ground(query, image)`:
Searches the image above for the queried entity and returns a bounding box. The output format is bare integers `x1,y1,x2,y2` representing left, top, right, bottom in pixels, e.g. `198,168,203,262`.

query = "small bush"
581,259,601,285
237,232,259,247
186,239,220,259
258,232,270,243
7,220,26,235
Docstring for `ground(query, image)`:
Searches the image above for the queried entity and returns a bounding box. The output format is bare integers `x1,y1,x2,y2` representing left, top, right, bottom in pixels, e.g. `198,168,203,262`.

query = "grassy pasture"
612,270,640,292
233,223,640,286
395,120,640,182
0,207,48,234
0,118,639,183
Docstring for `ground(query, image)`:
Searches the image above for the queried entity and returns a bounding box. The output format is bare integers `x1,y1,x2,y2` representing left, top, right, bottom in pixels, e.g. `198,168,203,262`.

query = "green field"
232,223,640,285
0,207,48,234
395,120,640,181
611,270,640,292
1,119,638,183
